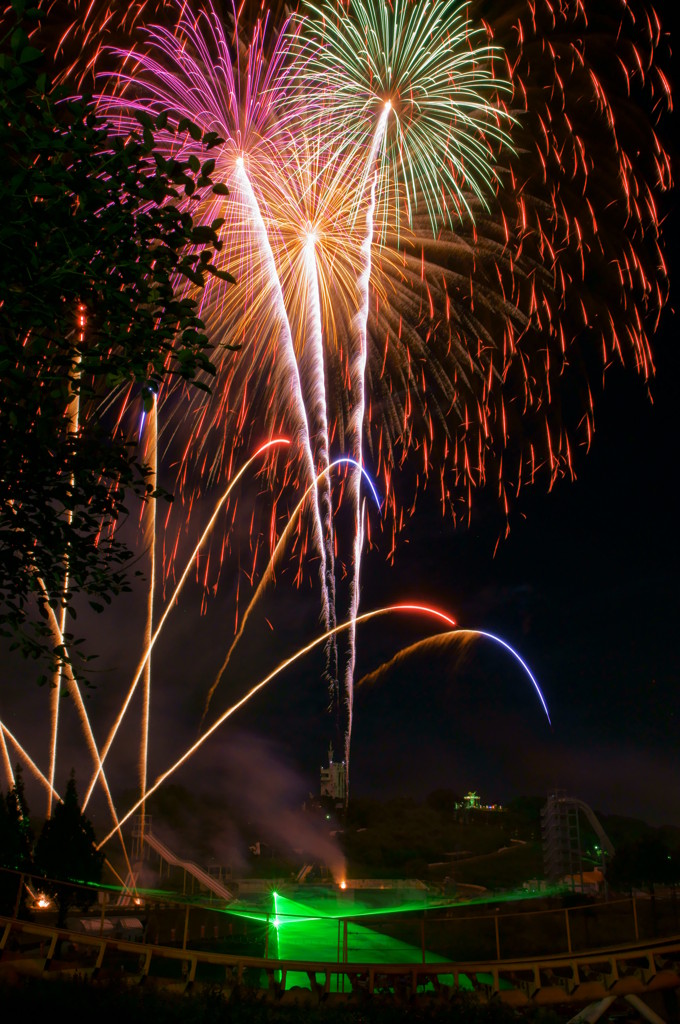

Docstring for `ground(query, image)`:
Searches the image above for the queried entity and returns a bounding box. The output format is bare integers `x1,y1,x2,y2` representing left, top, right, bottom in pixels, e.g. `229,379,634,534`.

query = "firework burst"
292,0,513,239
97,0,670,786
97,2,336,611
17,0,670,814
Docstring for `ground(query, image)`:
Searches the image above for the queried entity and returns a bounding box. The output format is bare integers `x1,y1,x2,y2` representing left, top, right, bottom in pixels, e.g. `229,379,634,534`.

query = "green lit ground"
85,878,562,994
227,890,519,992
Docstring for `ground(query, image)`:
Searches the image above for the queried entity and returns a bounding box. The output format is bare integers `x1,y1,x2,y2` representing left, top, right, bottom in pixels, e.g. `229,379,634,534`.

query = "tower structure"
542,790,582,881
541,790,614,884
320,743,346,803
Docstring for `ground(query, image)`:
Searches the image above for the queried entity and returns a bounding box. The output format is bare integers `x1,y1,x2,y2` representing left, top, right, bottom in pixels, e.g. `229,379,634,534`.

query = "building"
542,790,583,882
454,791,504,813
320,743,346,803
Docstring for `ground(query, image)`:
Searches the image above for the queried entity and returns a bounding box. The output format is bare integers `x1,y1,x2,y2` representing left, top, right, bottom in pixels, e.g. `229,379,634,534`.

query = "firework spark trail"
295,0,512,240
0,726,14,790
342,110,389,776
286,0,523,544
97,1,513,783
103,857,132,896
97,5,330,583
48,610,64,814
56,0,671,542
357,628,551,725
200,456,382,728
48,313,84,817
100,0,336,635
98,601,457,848
82,439,289,810
252,128,380,720
290,0,511,775
303,231,339,711
139,395,157,841
468,630,551,725
24,0,670,826
234,159,332,634
38,587,134,874
0,721,58,799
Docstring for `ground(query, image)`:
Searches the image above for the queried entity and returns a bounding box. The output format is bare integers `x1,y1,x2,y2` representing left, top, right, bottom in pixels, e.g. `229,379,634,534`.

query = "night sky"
351,304,680,824
1,1,678,846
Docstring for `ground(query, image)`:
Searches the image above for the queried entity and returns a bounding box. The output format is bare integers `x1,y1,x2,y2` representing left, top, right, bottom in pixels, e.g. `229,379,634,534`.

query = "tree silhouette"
607,837,678,936
0,766,34,915
0,2,233,675
34,773,103,926
608,838,674,895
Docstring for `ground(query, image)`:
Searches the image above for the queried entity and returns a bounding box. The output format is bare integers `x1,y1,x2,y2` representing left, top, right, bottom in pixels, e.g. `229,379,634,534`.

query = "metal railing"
2,865,679,1008
1,911,680,1007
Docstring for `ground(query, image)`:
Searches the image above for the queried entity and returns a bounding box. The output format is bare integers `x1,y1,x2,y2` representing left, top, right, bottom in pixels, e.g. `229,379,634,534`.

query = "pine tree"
0,766,34,915
34,772,103,926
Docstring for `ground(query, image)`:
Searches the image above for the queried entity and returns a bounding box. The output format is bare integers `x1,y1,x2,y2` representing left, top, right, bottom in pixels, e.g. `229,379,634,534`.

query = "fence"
1,866,679,966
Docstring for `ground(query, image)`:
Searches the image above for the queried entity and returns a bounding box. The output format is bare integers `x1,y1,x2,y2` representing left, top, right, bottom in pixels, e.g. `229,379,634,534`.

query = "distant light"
340,880,347,890
235,155,244,168
385,99,392,111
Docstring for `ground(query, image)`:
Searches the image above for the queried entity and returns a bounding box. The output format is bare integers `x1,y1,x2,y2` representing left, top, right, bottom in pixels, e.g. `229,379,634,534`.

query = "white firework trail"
303,231,339,709
342,108,389,778
235,160,331,639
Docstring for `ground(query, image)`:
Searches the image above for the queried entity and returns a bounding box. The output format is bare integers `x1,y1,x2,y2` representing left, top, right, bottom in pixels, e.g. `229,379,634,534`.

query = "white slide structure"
560,798,616,857
144,831,235,902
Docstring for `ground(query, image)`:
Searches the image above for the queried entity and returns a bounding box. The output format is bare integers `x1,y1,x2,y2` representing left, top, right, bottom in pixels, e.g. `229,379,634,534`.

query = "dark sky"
1,2,678,845
350,307,680,824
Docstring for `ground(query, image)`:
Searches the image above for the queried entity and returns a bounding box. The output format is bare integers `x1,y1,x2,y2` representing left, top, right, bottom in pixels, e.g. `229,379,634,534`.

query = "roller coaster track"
1,912,679,1018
